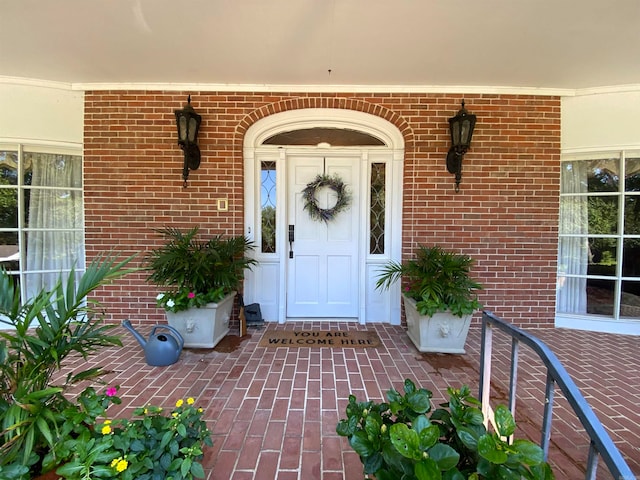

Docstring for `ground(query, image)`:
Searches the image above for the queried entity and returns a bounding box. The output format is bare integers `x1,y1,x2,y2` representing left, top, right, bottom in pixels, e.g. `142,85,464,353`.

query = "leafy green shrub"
336,379,554,480
146,227,256,312
54,387,213,480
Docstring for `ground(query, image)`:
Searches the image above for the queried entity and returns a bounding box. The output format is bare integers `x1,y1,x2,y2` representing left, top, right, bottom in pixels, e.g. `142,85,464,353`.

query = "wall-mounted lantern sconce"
174,95,202,188
446,100,477,193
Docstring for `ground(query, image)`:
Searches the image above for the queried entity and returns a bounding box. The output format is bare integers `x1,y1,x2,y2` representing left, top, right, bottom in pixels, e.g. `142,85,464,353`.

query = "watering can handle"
151,324,184,350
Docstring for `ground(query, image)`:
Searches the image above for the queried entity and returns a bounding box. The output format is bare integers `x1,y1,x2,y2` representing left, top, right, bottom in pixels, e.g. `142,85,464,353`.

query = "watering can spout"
122,319,147,348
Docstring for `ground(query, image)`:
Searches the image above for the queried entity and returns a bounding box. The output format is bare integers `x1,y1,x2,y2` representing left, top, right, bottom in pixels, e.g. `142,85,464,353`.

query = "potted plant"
336,378,554,480
146,227,257,348
0,254,138,479
376,245,483,354
53,387,212,480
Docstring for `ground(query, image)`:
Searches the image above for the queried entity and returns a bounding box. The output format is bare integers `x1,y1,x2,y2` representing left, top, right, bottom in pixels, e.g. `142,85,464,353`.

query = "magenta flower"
187,292,196,299
106,387,117,397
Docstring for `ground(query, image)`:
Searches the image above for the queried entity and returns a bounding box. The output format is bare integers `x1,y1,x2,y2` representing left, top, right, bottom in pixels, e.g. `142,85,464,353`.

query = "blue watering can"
122,320,184,367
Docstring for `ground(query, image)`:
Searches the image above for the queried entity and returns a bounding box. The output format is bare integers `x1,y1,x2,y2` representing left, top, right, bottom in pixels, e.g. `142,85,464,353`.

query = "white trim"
277,148,287,324
570,84,640,97
562,146,640,156
244,109,404,150
6,75,640,97
556,315,640,336
0,76,583,96
243,108,405,324
71,83,575,97
0,139,82,155
358,152,369,325
0,76,73,91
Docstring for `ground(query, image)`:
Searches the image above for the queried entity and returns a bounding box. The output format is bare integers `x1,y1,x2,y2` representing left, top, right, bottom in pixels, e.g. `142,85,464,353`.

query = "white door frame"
243,109,405,324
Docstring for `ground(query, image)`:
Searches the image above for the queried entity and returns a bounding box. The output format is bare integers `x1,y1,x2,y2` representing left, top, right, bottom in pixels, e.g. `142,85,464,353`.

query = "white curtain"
557,161,588,314
26,153,84,299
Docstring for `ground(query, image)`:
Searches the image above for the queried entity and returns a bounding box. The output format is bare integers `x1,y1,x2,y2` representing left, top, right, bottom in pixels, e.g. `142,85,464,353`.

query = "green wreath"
302,174,351,223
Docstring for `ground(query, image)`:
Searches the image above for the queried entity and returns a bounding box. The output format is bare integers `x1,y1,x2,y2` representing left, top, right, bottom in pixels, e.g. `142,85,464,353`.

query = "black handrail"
479,310,634,480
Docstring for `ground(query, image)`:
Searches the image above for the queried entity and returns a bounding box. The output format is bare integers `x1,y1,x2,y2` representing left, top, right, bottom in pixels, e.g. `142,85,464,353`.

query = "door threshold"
285,317,359,323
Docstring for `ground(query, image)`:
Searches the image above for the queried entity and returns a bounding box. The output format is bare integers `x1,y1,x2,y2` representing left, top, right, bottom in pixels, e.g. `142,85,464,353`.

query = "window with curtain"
558,153,640,321
0,146,84,304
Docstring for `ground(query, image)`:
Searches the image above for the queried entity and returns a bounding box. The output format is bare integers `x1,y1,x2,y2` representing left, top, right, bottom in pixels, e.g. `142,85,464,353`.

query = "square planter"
403,296,472,354
165,292,235,348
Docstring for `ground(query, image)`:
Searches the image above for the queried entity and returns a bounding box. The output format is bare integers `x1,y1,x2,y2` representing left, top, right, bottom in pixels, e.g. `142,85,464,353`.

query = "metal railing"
479,310,634,480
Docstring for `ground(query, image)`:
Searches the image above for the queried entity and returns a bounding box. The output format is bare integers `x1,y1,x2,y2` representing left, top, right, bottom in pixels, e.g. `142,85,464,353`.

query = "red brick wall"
84,92,560,328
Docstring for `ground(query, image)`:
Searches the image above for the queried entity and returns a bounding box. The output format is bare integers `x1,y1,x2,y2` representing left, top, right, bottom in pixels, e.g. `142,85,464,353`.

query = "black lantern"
446,100,477,192
174,95,202,187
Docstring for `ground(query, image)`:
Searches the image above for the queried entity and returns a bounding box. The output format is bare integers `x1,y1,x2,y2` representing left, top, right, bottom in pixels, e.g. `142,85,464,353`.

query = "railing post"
508,337,519,418
479,312,493,428
540,372,555,460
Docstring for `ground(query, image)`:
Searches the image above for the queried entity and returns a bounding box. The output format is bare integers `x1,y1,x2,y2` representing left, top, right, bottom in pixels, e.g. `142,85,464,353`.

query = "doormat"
258,329,380,348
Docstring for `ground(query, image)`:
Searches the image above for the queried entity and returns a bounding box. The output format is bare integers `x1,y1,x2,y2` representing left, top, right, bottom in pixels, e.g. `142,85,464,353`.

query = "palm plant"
0,254,137,478
376,245,483,317
146,227,256,311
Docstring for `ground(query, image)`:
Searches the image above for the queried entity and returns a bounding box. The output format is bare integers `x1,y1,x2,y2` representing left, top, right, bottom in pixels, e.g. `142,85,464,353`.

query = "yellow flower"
143,408,148,414
104,419,111,425
176,399,184,407
110,458,119,468
115,458,128,472
172,412,178,418
198,408,203,413
187,397,195,405
101,425,112,435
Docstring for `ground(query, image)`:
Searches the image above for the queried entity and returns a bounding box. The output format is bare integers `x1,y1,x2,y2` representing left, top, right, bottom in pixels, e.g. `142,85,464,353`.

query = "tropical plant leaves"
337,379,555,480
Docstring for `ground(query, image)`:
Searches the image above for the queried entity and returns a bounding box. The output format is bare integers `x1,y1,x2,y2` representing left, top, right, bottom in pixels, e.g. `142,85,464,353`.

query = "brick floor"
67,320,640,479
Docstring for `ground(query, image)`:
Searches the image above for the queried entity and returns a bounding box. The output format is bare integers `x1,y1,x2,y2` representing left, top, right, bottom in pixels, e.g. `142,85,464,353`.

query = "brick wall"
84,92,560,329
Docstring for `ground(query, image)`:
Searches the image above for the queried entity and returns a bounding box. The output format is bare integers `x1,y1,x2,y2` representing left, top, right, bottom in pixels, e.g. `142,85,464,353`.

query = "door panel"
286,155,359,318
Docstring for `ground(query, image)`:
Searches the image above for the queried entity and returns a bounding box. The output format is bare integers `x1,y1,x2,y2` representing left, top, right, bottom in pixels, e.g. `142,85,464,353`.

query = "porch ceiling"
1,0,639,92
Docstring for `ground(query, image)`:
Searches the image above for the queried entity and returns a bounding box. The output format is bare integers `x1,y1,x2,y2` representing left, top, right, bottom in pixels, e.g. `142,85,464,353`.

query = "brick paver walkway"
74,321,639,479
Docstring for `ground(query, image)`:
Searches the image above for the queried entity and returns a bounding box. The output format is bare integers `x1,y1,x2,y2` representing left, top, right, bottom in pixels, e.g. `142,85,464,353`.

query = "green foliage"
376,245,483,317
53,388,213,480
146,227,257,312
0,254,138,477
337,379,554,480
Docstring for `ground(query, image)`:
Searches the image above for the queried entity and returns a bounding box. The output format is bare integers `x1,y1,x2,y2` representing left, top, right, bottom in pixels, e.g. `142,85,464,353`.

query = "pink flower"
106,387,117,397
187,292,196,299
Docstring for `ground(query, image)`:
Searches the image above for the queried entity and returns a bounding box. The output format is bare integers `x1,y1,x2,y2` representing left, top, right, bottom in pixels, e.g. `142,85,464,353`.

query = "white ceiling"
1,0,640,92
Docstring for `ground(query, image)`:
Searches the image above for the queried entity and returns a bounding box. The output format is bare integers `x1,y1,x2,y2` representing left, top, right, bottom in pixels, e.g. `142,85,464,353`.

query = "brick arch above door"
235,97,413,150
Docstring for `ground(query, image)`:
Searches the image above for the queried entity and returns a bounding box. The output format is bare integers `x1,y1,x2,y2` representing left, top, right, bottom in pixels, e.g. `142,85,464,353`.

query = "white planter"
165,292,235,348
403,296,473,354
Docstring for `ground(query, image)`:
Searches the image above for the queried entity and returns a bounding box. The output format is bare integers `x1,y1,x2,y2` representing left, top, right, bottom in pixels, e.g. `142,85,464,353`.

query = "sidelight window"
369,163,386,254
260,161,277,253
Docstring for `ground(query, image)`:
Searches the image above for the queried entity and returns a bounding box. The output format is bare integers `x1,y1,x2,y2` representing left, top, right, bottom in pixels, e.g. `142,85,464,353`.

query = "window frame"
557,149,640,329
0,141,85,305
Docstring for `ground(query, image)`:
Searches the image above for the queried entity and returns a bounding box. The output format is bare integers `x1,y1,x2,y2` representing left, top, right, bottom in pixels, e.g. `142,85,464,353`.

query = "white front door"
286,154,360,318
